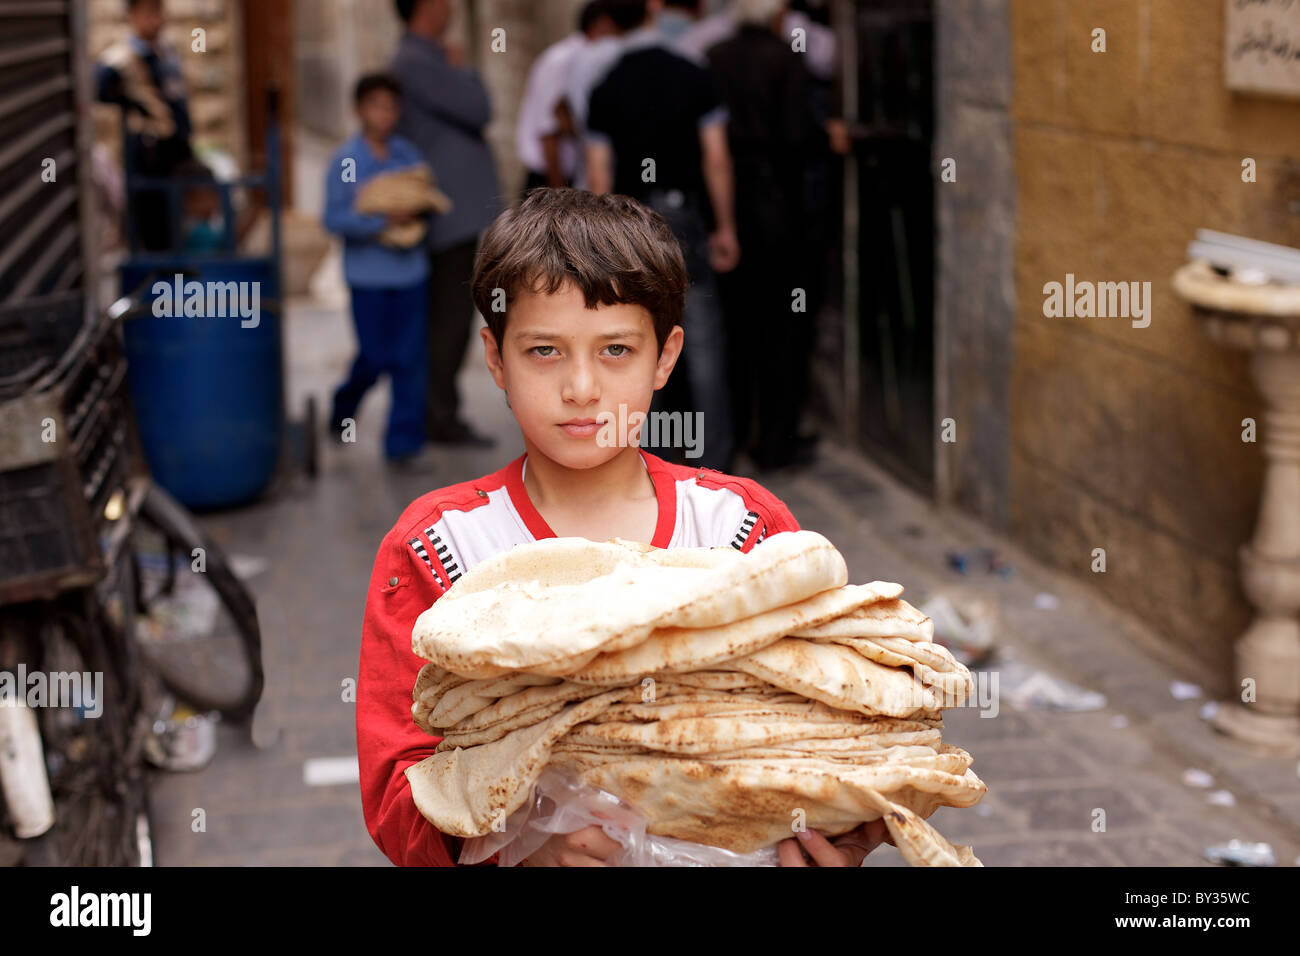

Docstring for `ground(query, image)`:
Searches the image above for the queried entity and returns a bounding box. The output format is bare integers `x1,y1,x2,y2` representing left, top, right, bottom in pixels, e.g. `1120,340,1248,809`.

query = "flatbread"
790,598,934,642
731,638,945,718
411,531,848,678
405,686,637,837
402,531,986,865
546,752,987,854
564,583,903,684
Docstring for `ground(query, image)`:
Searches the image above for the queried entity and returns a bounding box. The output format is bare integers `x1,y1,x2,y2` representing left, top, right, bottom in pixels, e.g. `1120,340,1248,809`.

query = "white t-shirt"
515,32,588,180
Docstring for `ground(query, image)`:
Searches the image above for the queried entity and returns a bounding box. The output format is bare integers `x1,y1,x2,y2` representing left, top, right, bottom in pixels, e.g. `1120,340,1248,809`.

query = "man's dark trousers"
425,239,479,440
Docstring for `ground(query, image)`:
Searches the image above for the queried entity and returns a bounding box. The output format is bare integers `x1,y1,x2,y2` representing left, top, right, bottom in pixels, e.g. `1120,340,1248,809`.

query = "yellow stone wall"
1009,0,1300,684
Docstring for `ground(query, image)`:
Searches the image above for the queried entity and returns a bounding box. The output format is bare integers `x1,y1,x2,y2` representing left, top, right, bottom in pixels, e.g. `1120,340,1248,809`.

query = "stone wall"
934,0,1017,528
1004,0,1300,684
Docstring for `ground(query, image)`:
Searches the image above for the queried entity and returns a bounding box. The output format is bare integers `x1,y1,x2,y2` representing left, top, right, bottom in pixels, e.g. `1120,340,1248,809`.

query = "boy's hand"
387,211,418,226
520,825,623,867
777,819,894,867
708,226,740,273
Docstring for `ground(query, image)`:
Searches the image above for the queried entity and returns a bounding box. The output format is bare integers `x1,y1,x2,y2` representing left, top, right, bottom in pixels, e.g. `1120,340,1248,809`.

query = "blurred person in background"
515,1,617,195
324,74,433,471
95,0,193,252
585,0,739,473
678,0,837,81
562,0,647,163
392,0,501,448
707,0,816,472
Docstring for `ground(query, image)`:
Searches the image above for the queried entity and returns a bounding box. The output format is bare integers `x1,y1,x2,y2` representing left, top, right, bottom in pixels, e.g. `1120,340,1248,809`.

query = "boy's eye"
530,345,556,357
604,344,629,357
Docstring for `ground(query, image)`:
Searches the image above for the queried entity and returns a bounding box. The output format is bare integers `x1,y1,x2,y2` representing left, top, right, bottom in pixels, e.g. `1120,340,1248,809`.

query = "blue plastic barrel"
121,261,281,510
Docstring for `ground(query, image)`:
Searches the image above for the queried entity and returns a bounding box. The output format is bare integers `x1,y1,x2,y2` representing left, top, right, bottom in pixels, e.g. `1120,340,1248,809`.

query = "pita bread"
411,531,847,678
405,686,636,837
402,532,986,865
809,635,976,702
790,598,934,642
413,666,563,734
564,583,902,684
546,753,986,854
879,803,983,866
562,714,932,755
730,639,946,718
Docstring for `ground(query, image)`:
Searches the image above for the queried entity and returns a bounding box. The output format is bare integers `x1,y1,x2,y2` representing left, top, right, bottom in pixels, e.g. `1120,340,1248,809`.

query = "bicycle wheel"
128,481,265,722
21,596,151,867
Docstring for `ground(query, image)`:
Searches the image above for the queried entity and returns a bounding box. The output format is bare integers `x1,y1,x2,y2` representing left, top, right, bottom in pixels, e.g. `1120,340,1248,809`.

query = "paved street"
146,294,1300,867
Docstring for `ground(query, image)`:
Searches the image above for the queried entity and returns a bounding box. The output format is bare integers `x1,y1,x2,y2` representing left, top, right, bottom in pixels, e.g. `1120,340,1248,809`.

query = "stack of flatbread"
354,163,453,248
406,530,986,866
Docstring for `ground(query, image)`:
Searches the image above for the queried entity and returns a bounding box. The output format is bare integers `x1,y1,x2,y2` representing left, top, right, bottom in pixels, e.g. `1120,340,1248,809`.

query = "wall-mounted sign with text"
1226,0,1300,98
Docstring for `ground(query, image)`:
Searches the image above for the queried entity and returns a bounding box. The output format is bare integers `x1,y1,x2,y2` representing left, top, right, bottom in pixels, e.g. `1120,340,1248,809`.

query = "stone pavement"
145,296,1300,867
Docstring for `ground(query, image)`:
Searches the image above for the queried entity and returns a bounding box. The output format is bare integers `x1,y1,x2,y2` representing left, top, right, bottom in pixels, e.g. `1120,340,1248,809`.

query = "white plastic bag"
459,767,780,867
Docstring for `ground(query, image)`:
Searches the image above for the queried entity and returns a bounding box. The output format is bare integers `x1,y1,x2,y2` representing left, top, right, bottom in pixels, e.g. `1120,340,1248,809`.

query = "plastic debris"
1169,681,1203,701
1207,790,1237,807
1109,714,1129,729
919,593,997,668
1204,840,1275,867
1181,768,1215,789
1033,592,1061,611
229,553,269,580
144,697,218,772
946,547,1013,578
1200,701,1219,721
996,656,1107,712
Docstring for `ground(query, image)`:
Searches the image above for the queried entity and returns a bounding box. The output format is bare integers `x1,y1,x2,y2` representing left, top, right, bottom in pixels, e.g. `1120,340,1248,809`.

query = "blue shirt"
391,32,502,253
323,133,430,289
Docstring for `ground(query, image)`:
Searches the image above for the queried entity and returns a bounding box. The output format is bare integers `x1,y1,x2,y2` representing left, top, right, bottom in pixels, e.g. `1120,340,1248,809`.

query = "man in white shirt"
515,1,616,195
676,0,838,80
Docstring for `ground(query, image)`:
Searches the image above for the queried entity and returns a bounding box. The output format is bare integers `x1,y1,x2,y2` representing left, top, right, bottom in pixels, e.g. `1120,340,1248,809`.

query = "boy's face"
482,281,683,471
128,0,165,43
357,90,400,141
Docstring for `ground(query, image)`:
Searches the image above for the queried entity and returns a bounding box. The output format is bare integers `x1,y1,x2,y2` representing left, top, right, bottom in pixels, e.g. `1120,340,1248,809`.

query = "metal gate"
0,0,94,307
839,0,935,492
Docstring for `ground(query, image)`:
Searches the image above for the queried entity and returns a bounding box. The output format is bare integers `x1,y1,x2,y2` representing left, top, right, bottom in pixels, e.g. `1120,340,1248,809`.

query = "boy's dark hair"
472,188,688,356
394,0,419,23
354,72,402,105
174,158,216,184
604,0,648,31
578,0,608,33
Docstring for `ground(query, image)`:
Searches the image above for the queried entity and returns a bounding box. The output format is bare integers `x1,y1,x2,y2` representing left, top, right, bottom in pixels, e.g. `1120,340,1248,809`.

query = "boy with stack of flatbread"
405,532,985,866
358,189,905,866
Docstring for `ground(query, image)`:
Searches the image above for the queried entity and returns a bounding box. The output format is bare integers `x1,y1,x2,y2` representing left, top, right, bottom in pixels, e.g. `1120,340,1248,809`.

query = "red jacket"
355,451,801,866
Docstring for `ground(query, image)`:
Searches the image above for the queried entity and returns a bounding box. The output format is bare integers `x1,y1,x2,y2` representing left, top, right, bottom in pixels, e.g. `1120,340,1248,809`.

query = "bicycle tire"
133,481,265,722
22,599,147,866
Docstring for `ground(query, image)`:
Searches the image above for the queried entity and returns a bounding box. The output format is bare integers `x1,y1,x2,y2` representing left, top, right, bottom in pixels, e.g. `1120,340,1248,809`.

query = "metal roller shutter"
0,0,92,304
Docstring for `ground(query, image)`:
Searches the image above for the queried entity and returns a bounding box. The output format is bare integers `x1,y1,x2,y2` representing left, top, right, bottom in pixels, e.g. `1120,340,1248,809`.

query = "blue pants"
332,281,428,459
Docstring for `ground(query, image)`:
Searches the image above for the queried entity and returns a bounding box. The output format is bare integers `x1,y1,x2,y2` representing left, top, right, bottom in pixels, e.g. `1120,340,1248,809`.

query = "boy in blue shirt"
324,73,431,467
